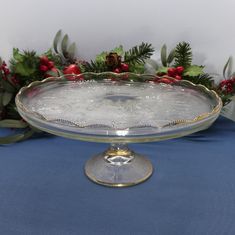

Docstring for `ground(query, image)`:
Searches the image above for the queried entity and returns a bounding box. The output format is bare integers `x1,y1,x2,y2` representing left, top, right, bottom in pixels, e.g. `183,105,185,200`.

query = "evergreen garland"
124,43,154,64
183,73,214,89
82,60,107,73
82,43,154,73
0,31,234,145
174,42,192,68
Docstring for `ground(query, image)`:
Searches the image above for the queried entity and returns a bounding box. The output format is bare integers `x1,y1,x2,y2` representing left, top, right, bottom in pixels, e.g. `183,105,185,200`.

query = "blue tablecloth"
0,116,235,235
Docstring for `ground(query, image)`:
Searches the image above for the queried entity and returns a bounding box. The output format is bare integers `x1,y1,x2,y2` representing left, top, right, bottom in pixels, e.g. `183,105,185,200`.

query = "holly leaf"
156,67,169,74
112,45,124,56
1,79,16,93
95,51,107,63
183,65,204,77
45,70,59,77
15,63,36,76
13,48,23,62
2,91,13,106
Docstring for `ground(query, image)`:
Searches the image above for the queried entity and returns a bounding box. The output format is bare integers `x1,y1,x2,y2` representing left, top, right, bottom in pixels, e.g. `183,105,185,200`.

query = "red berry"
167,68,176,77
219,80,227,87
39,65,49,72
174,75,182,80
63,64,81,75
3,68,10,75
158,78,172,84
113,68,121,73
40,56,50,65
120,63,129,72
47,61,54,69
176,66,184,75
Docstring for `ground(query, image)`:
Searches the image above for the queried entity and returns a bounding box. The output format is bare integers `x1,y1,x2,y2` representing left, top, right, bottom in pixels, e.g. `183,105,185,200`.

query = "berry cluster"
112,63,129,73
0,61,10,77
219,78,235,94
0,61,18,85
167,66,184,80
39,56,59,77
155,66,184,84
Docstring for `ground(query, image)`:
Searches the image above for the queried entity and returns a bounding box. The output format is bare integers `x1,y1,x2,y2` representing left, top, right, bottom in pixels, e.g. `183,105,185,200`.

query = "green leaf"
67,42,76,59
145,59,159,70
0,92,3,107
183,65,204,77
1,79,16,93
95,51,107,63
157,67,169,74
2,92,13,106
0,129,34,145
53,30,62,54
57,70,64,76
129,63,145,73
0,119,28,128
223,56,233,78
15,63,35,76
13,48,23,62
161,44,167,67
112,45,124,56
61,34,69,58
167,48,175,64
45,70,59,77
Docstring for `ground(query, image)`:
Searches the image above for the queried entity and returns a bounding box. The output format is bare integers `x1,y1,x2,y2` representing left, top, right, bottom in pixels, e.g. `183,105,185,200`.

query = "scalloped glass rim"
15,72,222,143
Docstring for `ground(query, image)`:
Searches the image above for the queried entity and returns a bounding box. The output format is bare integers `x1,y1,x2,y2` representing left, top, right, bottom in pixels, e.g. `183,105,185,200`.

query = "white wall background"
1,0,235,75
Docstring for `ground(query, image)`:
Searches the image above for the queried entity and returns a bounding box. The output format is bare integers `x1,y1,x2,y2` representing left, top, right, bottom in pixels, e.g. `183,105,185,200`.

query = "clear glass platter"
15,73,222,187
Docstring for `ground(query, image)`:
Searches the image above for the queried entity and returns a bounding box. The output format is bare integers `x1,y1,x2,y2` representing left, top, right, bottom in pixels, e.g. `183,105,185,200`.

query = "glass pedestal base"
85,144,153,187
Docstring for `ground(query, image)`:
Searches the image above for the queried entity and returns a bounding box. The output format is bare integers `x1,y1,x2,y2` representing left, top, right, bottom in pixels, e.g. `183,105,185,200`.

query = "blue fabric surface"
0,116,235,235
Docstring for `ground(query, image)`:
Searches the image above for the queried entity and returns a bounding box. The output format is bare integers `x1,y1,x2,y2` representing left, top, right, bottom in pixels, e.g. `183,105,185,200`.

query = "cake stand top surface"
16,73,222,143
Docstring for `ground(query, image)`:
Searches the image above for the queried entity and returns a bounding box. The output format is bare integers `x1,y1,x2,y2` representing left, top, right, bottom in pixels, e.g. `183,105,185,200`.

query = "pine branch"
82,60,108,73
124,43,154,65
183,73,214,89
174,42,192,68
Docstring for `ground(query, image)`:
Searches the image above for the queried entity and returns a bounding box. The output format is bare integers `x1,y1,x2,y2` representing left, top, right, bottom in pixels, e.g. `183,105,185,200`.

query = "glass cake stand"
15,73,222,187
